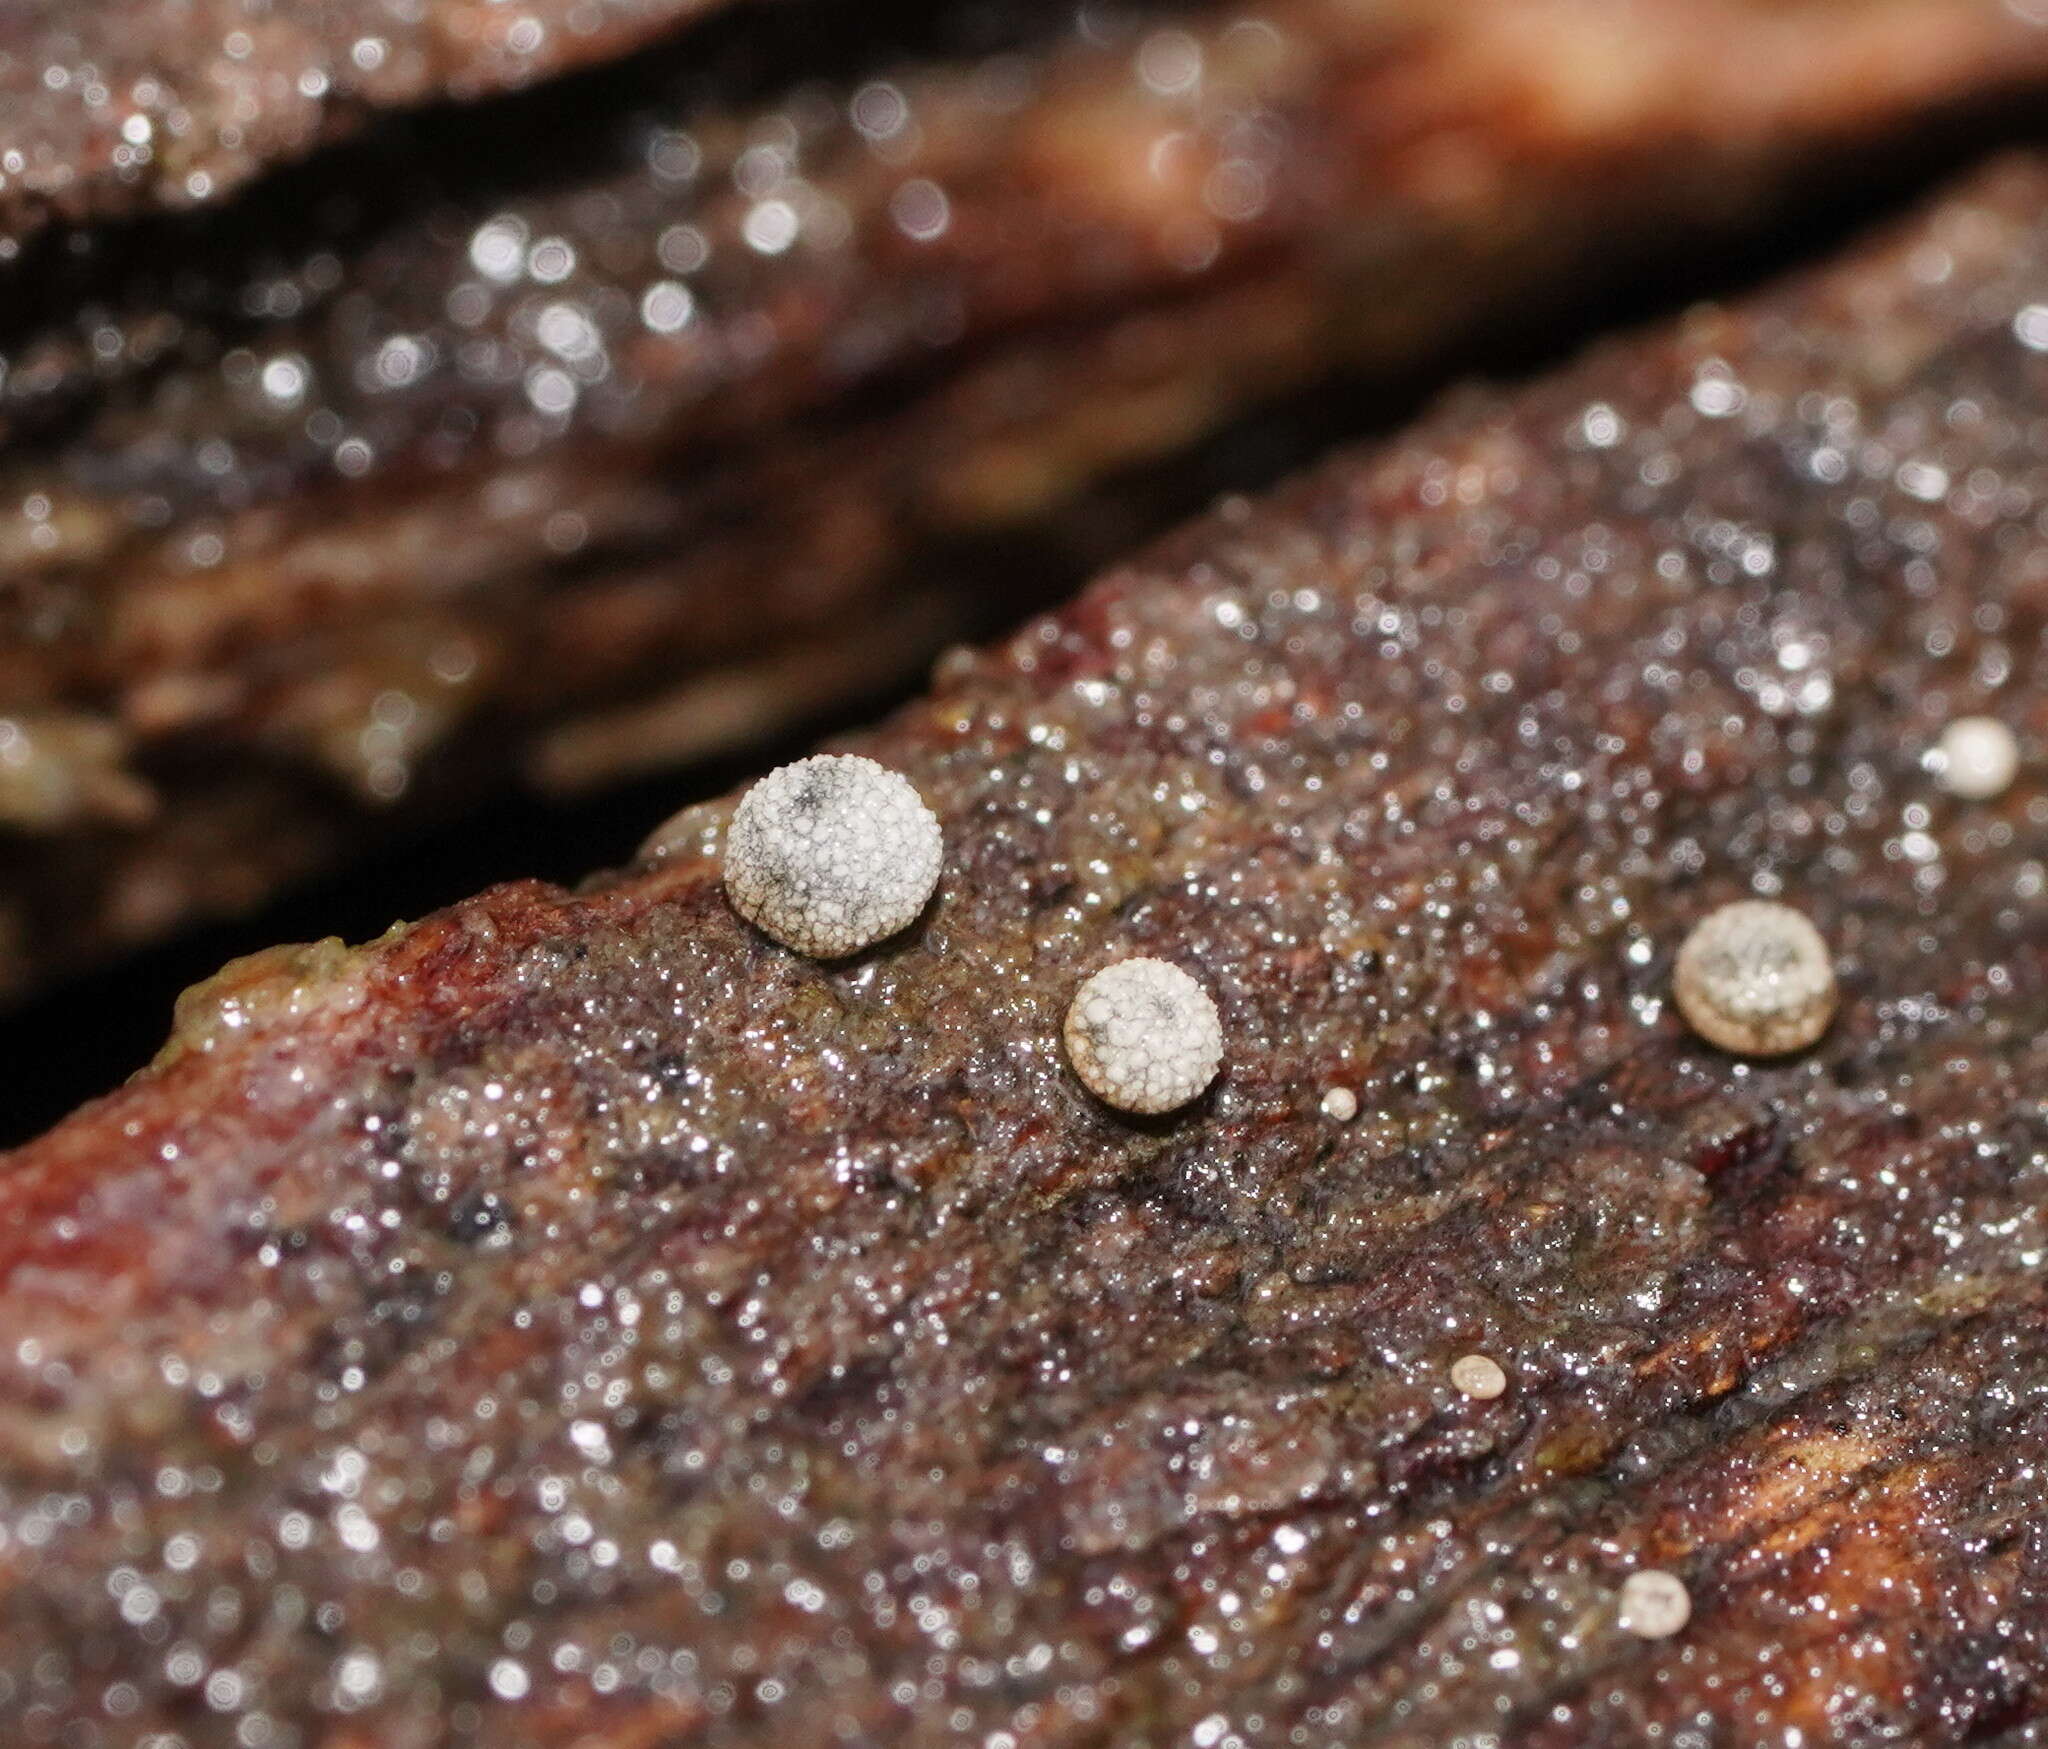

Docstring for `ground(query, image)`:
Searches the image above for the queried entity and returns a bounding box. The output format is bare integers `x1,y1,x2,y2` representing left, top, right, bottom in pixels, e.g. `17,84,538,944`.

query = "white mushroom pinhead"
1931,714,2019,801
1449,1354,1508,1400
1617,1569,1692,1639
1673,900,1836,1057
723,754,942,958
1064,958,1222,1115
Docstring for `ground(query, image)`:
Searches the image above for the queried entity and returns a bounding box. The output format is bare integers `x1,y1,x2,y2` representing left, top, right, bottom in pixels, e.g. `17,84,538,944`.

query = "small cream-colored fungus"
1617,1569,1692,1639
1673,900,1836,1057
1064,958,1222,1115
1320,1086,1359,1122
1932,714,2019,801
1449,1354,1508,1400
724,754,942,957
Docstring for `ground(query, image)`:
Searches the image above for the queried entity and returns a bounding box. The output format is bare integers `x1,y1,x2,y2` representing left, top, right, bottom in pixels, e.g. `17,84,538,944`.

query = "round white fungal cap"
1064,957,1222,1115
1617,1569,1691,1639
1932,714,2019,801
1673,900,1836,1057
1449,1354,1507,1400
724,754,942,958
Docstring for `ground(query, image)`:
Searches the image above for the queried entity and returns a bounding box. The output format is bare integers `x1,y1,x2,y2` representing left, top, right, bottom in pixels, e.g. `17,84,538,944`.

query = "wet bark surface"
5,0,2048,997
1,156,2045,1745
0,0,737,243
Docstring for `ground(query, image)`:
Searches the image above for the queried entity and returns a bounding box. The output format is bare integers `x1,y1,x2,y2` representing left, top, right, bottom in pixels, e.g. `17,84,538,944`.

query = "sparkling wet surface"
6,0,2048,1000
0,158,2046,1744
0,0,731,244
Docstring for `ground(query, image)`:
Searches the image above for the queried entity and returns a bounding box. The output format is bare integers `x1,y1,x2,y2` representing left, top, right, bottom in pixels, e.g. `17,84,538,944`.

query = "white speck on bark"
1617,1569,1691,1639
1320,1086,1358,1122
1673,900,1836,1057
1931,715,2019,800
1449,1354,1507,1400
723,754,942,957
1064,958,1222,1115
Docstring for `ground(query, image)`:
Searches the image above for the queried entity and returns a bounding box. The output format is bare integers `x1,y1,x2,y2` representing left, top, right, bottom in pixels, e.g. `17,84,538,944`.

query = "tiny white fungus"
1320,1086,1358,1122
723,754,942,957
1932,714,2019,801
1449,1353,1507,1400
1673,900,1836,1057
1617,1569,1691,1639
1064,958,1222,1115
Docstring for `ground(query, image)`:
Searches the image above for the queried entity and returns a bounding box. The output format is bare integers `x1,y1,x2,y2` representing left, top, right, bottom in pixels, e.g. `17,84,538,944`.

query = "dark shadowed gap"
2,96,2045,1145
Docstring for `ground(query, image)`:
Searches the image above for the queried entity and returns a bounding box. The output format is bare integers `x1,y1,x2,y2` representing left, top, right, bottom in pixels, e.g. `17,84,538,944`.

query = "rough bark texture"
3,155,2047,1747
7,0,2048,997
0,0,736,245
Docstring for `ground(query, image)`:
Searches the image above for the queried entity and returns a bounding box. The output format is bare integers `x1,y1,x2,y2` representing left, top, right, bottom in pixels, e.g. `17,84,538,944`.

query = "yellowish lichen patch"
155,936,368,1067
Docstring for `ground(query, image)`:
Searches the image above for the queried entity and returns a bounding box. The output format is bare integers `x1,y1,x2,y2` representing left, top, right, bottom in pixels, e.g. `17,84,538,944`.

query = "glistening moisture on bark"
5,0,2048,997
0,156,2043,1745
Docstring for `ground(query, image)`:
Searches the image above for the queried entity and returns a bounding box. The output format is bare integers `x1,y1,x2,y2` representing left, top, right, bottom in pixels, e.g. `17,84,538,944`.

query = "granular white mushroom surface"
1672,899,1837,1057
724,754,943,957
1064,958,1222,1115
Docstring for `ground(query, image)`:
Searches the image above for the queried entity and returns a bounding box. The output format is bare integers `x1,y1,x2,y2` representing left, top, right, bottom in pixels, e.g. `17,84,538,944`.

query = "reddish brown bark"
3,156,2046,1744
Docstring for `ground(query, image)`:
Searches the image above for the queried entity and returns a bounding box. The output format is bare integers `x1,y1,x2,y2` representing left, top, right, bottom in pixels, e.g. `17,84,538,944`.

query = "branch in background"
4,0,2048,996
